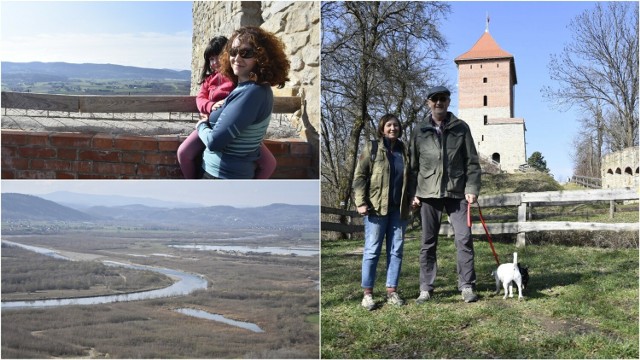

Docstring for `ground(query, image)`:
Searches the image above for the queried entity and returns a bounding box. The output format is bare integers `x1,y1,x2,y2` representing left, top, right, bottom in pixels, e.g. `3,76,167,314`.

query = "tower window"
481,135,484,141
483,96,488,106
497,63,500,68
483,77,487,83
484,115,488,124
470,65,473,69
480,64,483,68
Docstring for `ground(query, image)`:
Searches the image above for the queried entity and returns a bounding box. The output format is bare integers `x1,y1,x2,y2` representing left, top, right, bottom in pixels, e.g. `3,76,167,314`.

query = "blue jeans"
361,207,406,289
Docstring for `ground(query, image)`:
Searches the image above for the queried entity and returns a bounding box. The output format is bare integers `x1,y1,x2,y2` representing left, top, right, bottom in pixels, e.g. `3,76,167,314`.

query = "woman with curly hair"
196,26,290,179
177,35,276,179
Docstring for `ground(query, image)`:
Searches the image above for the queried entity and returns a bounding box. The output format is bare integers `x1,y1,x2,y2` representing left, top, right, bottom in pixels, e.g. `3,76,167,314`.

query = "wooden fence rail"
322,188,639,246
1,90,301,114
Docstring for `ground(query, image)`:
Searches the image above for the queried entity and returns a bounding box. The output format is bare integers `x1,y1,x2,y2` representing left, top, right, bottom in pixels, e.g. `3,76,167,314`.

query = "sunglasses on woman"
229,47,256,59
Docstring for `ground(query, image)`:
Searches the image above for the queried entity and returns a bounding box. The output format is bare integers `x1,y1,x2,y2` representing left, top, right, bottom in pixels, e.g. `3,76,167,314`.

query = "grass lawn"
321,230,639,358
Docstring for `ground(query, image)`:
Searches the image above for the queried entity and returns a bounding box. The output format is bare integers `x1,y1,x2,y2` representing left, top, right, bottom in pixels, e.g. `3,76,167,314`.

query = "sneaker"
415,290,432,304
361,294,375,310
461,287,478,303
386,292,404,306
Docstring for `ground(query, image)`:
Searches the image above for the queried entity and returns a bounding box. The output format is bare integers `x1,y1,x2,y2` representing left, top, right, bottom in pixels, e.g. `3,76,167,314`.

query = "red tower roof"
455,31,513,61
455,30,517,84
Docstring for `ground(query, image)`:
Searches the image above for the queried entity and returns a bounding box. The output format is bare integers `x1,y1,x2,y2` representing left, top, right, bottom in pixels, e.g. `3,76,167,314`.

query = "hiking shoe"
461,287,478,303
361,294,375,310
386,292,404,306
416,290,432,304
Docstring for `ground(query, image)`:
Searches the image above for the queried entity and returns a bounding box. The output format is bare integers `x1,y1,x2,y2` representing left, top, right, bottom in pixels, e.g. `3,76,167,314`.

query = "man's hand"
465,194,477,204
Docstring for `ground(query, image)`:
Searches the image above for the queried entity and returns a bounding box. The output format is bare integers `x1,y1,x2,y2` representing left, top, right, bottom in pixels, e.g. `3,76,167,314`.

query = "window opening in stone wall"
625,167,633,175
607,169,614,174
615,168,622,174
480,64,483,68
483,77,487,83
497,63,499,68
482,135,484,141
483,115,488,124
636,167,639,174
470,65,473,69
492,153,501,163
483,96,487,106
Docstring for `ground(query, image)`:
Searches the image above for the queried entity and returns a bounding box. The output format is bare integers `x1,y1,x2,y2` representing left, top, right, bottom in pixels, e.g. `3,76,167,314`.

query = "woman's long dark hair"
198,36,228,85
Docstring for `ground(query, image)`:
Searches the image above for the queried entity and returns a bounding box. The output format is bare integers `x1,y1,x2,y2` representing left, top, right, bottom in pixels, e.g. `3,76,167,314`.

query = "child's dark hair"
198,36,228,84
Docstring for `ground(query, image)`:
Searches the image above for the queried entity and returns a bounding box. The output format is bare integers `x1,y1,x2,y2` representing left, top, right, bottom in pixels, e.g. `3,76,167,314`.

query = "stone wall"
190,1,320,142
601,147,639,189
459,106,527,173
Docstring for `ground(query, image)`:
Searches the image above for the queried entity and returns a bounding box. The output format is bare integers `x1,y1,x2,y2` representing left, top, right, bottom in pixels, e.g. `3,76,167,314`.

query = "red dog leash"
468,201,500,265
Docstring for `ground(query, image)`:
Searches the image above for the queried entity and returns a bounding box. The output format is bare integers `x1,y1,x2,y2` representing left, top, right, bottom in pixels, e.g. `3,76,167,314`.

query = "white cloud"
2,31,192,70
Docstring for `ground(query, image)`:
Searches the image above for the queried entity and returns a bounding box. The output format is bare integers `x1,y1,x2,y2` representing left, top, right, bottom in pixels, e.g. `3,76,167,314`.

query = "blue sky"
442,1,605,182
1,1,193,70
1,180,321,207
0,1,620,182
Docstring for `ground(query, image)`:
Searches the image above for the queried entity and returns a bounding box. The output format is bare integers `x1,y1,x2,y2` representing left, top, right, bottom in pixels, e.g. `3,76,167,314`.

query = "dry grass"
1,229,319,359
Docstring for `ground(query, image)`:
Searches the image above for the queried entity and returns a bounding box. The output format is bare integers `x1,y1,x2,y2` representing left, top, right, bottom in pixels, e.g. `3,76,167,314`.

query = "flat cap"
427,86,451,100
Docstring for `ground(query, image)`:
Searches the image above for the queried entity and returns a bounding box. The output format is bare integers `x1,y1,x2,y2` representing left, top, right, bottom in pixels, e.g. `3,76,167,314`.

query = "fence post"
516,202,527,247
609,200,616,219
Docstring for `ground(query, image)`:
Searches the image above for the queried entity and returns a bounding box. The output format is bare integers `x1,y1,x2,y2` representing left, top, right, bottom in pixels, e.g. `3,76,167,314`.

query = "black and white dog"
492,252,529,300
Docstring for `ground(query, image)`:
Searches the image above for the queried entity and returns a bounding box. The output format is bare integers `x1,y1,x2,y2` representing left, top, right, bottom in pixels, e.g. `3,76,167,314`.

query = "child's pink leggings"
177,130,277,179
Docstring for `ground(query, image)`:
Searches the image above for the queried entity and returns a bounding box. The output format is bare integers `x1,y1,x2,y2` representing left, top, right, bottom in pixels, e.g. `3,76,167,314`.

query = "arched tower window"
615,168,622,174
484,115,488,124
483,77,487,83
483,96,487,106
607,169,614,174
625,167,632,175
492,153,501,163
636,167,639,174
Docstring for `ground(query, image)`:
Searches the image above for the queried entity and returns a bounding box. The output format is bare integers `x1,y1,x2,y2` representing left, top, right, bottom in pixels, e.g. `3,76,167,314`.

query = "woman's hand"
357,205,369,216
211,99,225,111
412,196,421,209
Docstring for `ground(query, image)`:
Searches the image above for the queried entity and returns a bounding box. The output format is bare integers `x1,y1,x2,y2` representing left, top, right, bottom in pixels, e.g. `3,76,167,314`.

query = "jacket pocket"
446,168,465,194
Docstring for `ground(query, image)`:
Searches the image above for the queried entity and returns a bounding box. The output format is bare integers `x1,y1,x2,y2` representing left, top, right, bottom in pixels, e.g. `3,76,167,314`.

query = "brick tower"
454,19,526,172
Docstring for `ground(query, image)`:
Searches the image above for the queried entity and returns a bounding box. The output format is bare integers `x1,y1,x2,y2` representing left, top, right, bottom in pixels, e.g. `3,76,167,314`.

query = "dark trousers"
419,197,476,292
201,171,219,179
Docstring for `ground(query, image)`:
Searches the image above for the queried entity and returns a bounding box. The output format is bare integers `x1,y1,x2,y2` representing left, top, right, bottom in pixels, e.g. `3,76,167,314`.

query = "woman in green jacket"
353,114,413,310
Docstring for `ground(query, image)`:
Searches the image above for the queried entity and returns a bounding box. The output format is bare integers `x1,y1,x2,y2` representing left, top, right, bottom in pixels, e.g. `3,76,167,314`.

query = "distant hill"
39,191,204,210
84,203,319,229
1,193,95,221
2,61,190,81
2,193,318,230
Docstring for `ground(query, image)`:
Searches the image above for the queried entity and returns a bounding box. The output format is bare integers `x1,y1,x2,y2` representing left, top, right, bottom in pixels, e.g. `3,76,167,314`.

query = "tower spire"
485,12,490,32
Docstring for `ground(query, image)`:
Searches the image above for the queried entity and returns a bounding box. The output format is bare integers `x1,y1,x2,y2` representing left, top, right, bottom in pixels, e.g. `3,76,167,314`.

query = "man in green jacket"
409,86,481,303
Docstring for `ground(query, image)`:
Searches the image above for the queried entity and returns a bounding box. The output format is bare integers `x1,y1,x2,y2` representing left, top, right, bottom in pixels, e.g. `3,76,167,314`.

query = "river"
1,240,208,311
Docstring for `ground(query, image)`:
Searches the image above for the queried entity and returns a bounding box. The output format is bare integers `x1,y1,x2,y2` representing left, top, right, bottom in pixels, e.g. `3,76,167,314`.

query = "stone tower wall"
457,57,525,172
191,1,320,139
601,147,639,189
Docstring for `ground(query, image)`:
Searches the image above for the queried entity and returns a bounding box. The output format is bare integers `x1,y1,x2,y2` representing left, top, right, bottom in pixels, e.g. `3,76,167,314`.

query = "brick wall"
1,130,314,179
